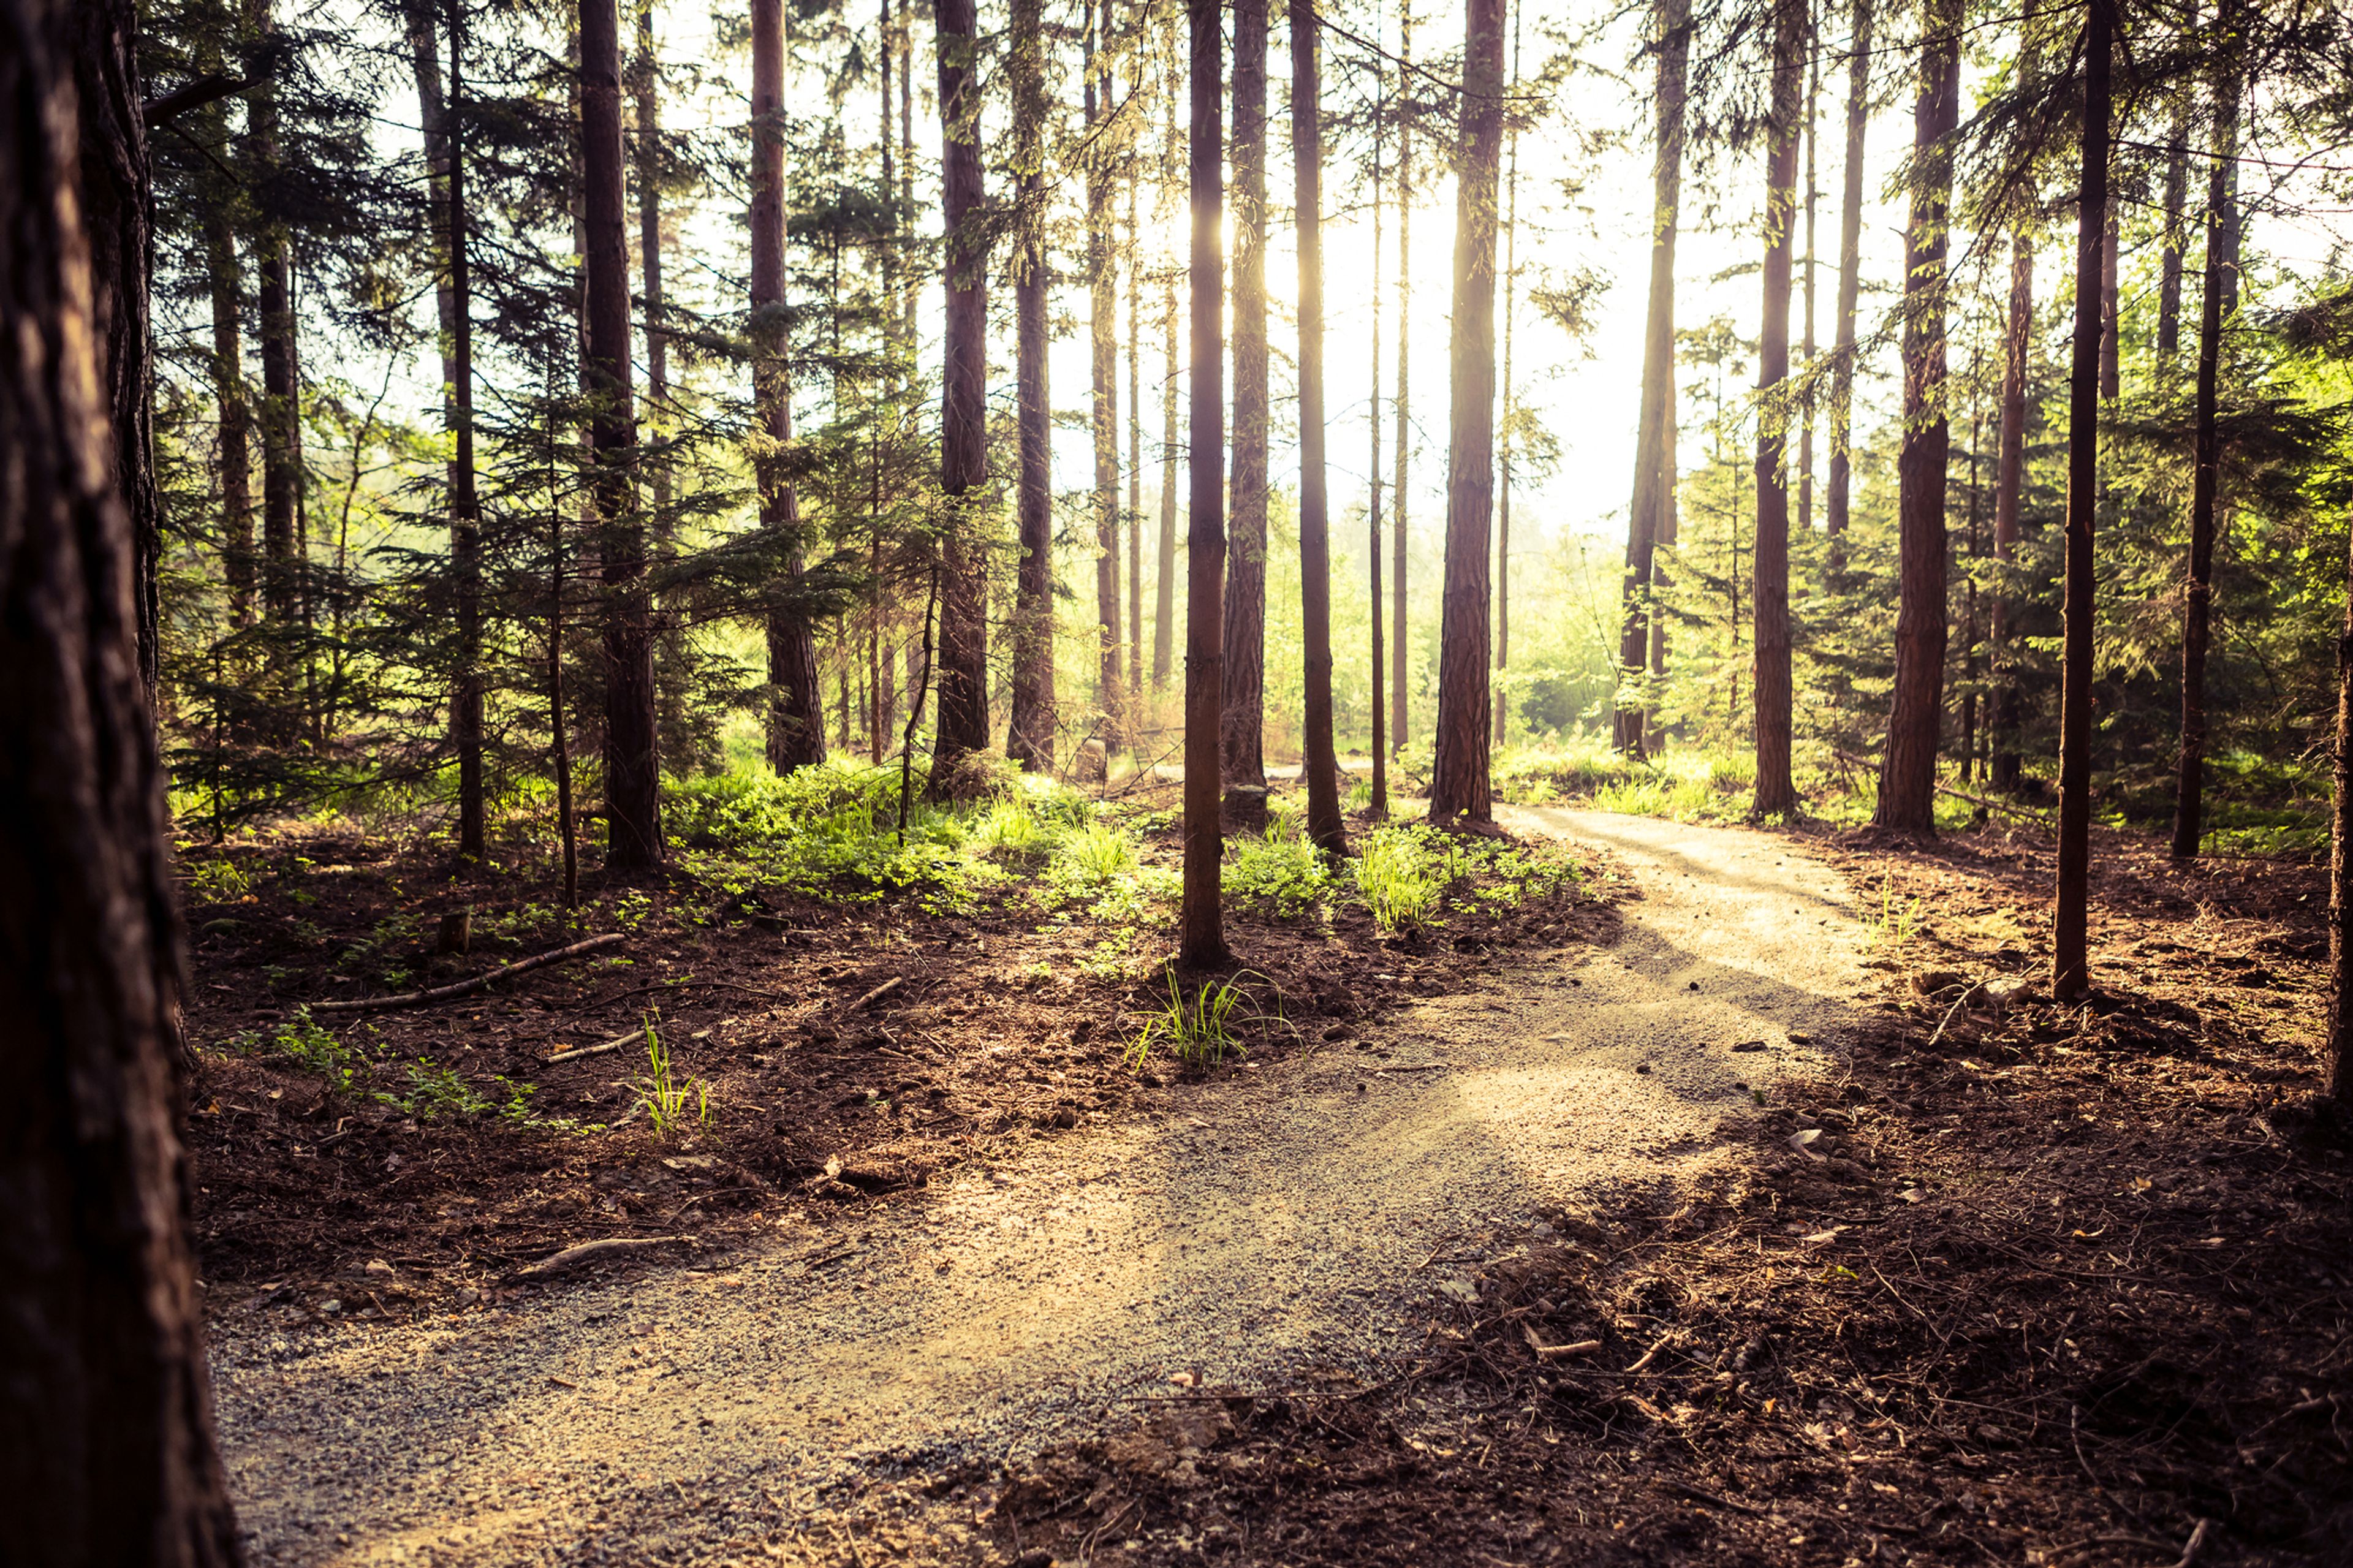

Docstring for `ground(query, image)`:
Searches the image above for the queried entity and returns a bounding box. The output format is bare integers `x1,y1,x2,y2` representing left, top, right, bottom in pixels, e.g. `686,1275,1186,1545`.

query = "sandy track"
209,809,1869,1565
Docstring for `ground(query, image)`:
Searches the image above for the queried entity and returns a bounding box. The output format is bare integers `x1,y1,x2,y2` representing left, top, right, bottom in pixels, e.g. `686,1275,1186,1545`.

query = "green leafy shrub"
1224,815,1336,916
1356,826,1441,933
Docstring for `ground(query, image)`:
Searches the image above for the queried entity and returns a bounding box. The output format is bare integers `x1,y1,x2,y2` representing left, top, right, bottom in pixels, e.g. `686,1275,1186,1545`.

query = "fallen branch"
311,933,625,1014
1832,749,2055,825
510,1234,692,1281
847,975,904,1012
1522,1325,1602,1360
544,1025,646,1064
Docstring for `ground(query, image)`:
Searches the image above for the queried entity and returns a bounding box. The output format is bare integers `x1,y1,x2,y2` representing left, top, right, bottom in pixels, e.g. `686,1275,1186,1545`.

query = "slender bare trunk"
1006,0,1055,770
249,0,301,645
1825,0,1871,574
1798,20,1818,539
1618,0,1689,756
1127,112,1144,708
1180,0,1229,968
1872,0,1958,835
933,0,991,779
2332,503,2353,1100
1391,1,1413,756
2099,206,2120,400
1428,0,1506,823
1154,240,1178,691
2054,0,2116,999
197,13,254,633
1221,0,1269,788
2154,7,2195,368
1493,1,1520,749
635,0,688,773
1370,45,1388,816
2171,25,2242,860
1293,0,1343,852
1091,0,1127,757
448,5,484,859
1990,235,2031,792
1753,0,1803,819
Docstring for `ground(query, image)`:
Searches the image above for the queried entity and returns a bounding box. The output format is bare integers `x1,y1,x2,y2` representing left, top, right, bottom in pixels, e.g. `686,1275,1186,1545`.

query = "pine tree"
1180,0,1229,968
1005,0,1056,771
1752,0,1805,820
932,0,992,783
1221,0,1270,791
1292,0,1343,852
1825,0,1871,572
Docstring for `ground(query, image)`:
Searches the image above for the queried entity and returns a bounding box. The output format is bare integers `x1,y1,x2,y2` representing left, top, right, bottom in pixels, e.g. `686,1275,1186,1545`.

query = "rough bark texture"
583,0,661,863
69,0,163,700
1872,0,1958,836
2154,25,2193,369
1126,118,1143,708
2170,32,2241,860
2055,0,2115,999
1617,0,1690,757
1089,2,1126,758
1825,0,1871,571
1797,28,1818,539
195,13,254,635
636,0,688,774
1390,2,1413,756
248,0,301,641
1005,0,1054,771
933,0,991,778
1427,0,1506,824
1292,0,1343,853
445,4,483,861
2098,206,2120,400
1752,0,1804,820
1180,0,1228,969
1369,77,1387,816
1990,235,2031,792
1221,0,1269,790
2333,499,2353,1102
1154,248,1177,692
0,2,242,1553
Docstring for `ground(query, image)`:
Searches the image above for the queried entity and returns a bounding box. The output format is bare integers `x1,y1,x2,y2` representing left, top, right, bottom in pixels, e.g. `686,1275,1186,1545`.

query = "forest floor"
191,802,2352,1566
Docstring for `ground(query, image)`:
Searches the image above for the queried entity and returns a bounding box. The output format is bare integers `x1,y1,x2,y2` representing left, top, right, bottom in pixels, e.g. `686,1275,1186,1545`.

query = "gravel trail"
209,809,1870,1565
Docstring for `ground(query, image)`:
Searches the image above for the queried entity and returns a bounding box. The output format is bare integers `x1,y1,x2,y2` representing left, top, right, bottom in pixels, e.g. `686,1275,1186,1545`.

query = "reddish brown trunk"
1391,2,1413,756
1154,229,1178,691
447,3,484,860
2055,0,2116,999
1618,0,1690,757
1369,62,1388,816
933,0,991,777
1990,234,2031,792
1180,0,1229,968
1752,0,1804,819
1090,0,1127,758
0,3,240,1551
2332,506,2353,1101
1006,0,1055,770
1221,0,1269,789
1292,0,1343,852
1825,0,1871,571
1428,0,1506,823
2154,15,2194,368
1872,0,1958,836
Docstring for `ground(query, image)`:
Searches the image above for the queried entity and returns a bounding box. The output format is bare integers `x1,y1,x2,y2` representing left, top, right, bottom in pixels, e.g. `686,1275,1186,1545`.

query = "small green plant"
1356,825,1441,933
1224,818,1336,917
1127,968,1258,1070
1866,884,1926,947
631,1017,710,1137
1057,820,1138,883
1344,778,1374,811
188,858,252,903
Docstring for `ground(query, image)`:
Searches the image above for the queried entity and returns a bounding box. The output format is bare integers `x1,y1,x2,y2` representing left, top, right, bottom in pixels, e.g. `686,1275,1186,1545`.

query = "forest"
2,0,2353,1561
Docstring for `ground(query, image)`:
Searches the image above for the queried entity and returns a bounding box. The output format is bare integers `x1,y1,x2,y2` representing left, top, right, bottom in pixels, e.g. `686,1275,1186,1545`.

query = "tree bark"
2170,26,2241,860
1871,0,1958,836
1292,0,1343,852
933,0,991,779
1090,0,1127,758
195,12,254,635
635,0,687,774
1617,0,1689,756
247,0,301,645
1006,0,1055,770
1428,0,1506,824
1180,0,1229,968
1797,20,1819,538
1126,100,1143,708
2332,498,2353,1102
1493,1,1520,750
1990,233,2031,792
1391,1,1414,757
447,2,484,861
1825,0,1871,574
1752,0,1805,819
1221,0,1269,789
2098,206,2120,400
2154,8,2194,368
0,3,241,1551
67,0,163,702
1369,59,1388,815
583,0,661,865
1154,225,1178,691
2055,0,2115,1000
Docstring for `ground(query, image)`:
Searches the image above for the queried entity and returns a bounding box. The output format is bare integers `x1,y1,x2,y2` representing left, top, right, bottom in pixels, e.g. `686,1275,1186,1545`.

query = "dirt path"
209,809,1871,1566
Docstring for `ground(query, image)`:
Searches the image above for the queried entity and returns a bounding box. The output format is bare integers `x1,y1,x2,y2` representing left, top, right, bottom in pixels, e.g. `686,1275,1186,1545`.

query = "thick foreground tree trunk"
584,0,661,863
1221,0,1269,790
1872,0,1958,835
1006,0,1054,770
1752,0,1804,819
1618,0,1689,756
2055,0,2116,999
1180,0,1229,968
1990,234,2031,792
933,0,991,779
1428,0,1506,823
1825,0,1871,571
752,0,823,778
2170,32,2241,860
1292,0,1343,853
0,3,241,1552
2332,503,2353,1102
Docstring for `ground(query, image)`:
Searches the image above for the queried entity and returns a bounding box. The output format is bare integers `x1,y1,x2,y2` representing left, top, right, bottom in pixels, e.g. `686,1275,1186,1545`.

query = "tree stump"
1224,784,1270,837
436,910,472,955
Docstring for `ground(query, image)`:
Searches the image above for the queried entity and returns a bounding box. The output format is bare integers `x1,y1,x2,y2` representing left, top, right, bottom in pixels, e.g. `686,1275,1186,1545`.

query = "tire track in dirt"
209,809,1869,1565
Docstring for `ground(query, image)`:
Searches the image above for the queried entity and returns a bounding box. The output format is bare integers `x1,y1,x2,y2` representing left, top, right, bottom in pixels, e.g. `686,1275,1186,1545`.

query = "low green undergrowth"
230,1009,564,1127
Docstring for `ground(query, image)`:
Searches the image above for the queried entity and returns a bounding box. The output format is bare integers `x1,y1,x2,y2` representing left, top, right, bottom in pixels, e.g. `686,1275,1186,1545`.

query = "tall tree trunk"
933,0,991,781
1391,0,1414,757
2154,7,2195,368
1427,0,1506,823
1369,51,1388,816
1126,112,1144,709
1091,1,1127,758
196,14,254,635
1493,1,1519,749
635,0,687,773
1155,241,1178,691
2098,206,2120,400
1798,19,1818,537
1221,0,1269,789
1825,0,1871,574
0,2,240,1549
1617,0,1689,756
584,0,660,863
1990,234,2031,792
1292,0,1343,852
1752,0,1804,820
2055,0,2116,1000
2170,26,2241,860
69,0,164,701
2332,497,2353,1102
447,4,484,860
1871,0,1958,835
752,0,822,778
1180,0,1229,968
249,0,301,645
1006,0,1055,770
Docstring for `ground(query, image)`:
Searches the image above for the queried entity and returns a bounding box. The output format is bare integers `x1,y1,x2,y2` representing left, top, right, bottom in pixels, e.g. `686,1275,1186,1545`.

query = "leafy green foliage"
1126,968,1262,1071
